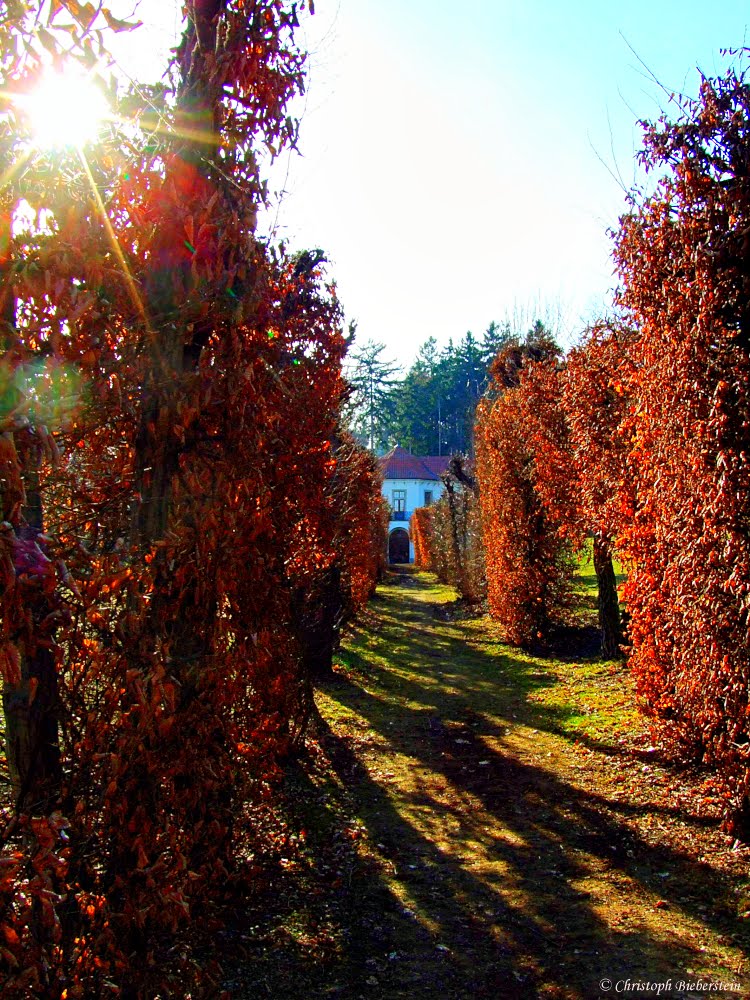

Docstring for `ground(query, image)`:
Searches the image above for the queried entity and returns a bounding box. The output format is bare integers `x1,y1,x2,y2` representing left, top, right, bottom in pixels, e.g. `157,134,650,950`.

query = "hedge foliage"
410,458,485,603
0,4,385,994
475,345,577,647
613,66,750,836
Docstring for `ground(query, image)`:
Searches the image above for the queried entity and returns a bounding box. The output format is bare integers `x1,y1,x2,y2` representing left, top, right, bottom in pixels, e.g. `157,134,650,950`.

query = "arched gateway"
388,527,410,564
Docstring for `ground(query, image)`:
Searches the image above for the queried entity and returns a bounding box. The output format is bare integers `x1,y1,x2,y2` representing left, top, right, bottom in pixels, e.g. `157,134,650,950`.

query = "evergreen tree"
346,339,401,450
454,331,487,449
352,319,560,458
392,330,498,456
480,320,514,369
391,364,439,454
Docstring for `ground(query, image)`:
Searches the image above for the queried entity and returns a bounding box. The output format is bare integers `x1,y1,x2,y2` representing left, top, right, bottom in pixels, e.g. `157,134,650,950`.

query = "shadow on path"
231,568,749,1000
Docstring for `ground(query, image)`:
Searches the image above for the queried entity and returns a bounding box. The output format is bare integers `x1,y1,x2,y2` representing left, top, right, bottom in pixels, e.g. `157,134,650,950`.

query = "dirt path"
230,569,750,1000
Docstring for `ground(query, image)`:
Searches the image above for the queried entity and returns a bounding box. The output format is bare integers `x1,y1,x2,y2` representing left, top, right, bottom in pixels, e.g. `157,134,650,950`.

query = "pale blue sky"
111,2,748,363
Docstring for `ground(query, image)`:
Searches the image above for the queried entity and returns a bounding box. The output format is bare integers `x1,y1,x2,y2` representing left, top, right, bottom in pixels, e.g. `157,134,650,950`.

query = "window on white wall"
424,490,433,506
392,489,406,512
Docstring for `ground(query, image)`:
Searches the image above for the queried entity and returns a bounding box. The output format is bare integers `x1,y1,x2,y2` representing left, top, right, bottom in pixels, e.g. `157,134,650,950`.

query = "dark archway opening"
388,528,410,564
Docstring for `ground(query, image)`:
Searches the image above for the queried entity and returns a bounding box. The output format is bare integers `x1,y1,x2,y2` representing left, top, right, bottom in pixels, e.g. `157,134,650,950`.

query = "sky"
108,1,749,365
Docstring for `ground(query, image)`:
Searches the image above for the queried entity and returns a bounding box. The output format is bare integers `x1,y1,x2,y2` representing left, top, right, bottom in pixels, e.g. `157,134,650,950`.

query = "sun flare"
24,65,108,149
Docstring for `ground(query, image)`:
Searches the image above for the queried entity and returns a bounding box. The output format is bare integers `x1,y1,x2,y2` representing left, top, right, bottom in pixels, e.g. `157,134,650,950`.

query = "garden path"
231,568,749,1000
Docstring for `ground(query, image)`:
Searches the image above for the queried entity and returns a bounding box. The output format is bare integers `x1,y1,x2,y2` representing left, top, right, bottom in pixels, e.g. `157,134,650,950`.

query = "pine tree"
346,339,401,450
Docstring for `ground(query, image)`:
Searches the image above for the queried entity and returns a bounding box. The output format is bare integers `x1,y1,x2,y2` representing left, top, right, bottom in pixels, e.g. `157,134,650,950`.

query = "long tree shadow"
339,571,742,827
229,569,747,999
315,571,748,995
323,670,746,943
288,706,745,999
332,642,721,832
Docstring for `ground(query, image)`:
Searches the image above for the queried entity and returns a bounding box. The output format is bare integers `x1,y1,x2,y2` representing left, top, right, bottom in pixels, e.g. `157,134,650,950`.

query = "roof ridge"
379,447,452,482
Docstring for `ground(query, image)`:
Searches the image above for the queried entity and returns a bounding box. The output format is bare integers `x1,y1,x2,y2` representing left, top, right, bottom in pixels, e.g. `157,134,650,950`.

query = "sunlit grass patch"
250,565,750,1000
527,659,639,743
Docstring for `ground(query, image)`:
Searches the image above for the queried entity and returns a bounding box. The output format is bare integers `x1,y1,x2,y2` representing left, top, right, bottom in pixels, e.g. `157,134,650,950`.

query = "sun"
24,65,109,149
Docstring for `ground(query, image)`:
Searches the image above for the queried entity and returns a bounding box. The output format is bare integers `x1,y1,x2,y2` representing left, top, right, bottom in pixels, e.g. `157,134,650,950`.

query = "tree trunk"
443,477,466,593
130,0,228,554
292,567,344,684
3,638,61,813
0,209,61,813
593,534,623,659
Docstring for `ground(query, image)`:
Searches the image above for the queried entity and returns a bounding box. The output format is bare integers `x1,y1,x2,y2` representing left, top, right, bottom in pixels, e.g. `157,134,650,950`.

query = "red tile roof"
379,446,451,482
420,455,452,478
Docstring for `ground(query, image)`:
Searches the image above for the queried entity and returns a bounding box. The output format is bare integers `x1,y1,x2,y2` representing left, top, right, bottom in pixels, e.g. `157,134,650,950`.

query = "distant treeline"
347,319,555,454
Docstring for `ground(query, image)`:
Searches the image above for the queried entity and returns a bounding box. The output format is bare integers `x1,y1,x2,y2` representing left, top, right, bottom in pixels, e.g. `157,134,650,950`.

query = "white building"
379,445,450,563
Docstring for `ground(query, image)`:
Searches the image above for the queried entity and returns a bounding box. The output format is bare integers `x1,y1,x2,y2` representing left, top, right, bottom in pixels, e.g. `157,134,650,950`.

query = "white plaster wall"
382,477,445,515
383,477,445,563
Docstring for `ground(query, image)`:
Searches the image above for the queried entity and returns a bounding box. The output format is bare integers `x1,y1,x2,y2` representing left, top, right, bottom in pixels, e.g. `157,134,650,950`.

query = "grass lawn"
228,565,750,1000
